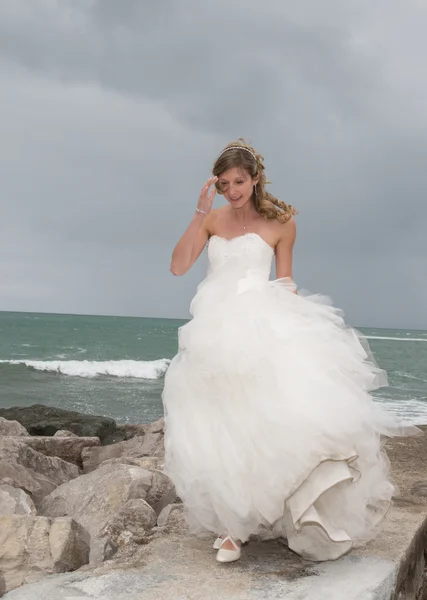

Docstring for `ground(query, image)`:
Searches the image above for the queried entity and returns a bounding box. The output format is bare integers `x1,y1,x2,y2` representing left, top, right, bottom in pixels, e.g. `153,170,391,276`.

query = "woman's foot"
216,536,242,563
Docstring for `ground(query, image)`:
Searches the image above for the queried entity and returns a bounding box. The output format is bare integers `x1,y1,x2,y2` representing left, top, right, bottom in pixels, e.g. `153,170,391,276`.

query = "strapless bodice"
207,233,274,281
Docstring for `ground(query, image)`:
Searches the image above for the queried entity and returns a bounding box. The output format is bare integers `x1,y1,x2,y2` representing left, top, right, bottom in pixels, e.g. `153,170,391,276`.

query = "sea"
1,311,427,425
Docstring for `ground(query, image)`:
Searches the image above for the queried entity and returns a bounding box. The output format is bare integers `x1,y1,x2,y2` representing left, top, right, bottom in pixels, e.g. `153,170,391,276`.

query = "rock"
38,463,171,563
135,456,164,471
0,515,89,594
3,429,427,600
99,499,157,551
0,417,29,437
115,418,164,441
82,433,164,473
92,456,165,476
116,424,148,440
0,438,79,506
144,469,177,514
0,484,36,516
18,436,101,467
0,573,5,598
157,503,186,534
0,404,118,443
147,417,165,434
53,430,78,438
410,480,427,497
0,462,57,509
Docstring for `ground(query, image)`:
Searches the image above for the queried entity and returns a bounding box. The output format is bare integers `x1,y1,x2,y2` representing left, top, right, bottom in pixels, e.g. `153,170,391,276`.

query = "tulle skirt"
162,272,417,561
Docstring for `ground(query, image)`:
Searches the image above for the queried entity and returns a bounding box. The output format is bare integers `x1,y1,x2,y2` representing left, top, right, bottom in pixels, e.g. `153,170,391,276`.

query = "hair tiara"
218,146,257,161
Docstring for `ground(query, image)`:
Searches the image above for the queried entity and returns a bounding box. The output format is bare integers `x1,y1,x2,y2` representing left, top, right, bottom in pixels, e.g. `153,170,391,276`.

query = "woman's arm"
170,177,217,276
275,217,297,291
170,213,210,276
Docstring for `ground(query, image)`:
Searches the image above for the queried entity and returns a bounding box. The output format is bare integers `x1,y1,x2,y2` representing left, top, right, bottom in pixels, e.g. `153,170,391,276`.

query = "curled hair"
212,138,297,223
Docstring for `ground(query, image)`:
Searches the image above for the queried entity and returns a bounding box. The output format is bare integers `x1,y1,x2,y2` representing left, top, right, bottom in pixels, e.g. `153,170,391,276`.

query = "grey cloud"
0,0,426,327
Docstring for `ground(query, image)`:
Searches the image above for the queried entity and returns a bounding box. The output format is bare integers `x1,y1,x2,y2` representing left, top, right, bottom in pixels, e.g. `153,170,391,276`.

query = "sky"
0,0,426,329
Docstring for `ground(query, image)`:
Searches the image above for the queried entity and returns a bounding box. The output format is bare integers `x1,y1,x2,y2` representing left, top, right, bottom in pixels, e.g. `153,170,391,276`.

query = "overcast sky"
0,0,426,329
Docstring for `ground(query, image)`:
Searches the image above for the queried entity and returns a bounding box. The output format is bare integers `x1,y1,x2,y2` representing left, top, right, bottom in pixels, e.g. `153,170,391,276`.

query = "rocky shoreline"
1,404,427,599
0,404,182,596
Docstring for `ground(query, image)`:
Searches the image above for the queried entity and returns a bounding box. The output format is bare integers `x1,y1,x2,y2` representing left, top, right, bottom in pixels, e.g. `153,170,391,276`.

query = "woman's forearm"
170,212,207,276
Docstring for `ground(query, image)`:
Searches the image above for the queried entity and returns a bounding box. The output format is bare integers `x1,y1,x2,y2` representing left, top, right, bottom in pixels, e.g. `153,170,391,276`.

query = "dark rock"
0,405,120,444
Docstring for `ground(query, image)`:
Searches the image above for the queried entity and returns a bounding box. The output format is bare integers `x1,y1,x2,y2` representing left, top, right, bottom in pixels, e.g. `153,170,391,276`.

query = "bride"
162,139,404,564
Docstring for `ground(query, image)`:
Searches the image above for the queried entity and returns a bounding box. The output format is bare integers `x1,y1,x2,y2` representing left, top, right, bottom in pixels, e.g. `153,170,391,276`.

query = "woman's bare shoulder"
276,216,296,246
206,207,228,234
264,216,296,247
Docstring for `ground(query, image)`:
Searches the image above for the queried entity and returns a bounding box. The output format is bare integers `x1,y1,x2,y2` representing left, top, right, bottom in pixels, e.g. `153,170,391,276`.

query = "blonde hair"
212,138,297,223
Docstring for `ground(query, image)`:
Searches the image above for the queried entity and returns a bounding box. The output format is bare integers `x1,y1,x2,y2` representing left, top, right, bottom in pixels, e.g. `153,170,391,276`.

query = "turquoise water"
0,311,426,425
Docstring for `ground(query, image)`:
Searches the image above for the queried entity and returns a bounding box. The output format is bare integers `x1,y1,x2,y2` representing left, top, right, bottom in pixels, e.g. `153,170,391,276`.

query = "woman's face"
217,167,258,209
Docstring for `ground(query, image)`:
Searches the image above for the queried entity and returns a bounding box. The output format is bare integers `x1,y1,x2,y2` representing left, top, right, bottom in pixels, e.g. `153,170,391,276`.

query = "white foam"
0,359,170,379
376,397,427,424
365,336,427,342
394,371,427,383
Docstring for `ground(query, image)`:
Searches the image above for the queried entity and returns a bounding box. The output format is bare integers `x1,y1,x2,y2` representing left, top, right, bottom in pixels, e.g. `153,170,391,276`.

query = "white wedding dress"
162,232,409,561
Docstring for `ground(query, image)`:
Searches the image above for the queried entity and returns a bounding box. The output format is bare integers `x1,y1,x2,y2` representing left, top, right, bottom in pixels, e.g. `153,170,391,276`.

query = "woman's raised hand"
196,177,218,214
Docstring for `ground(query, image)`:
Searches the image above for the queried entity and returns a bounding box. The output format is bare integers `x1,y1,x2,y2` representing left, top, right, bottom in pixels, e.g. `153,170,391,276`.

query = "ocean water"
0,311,426,425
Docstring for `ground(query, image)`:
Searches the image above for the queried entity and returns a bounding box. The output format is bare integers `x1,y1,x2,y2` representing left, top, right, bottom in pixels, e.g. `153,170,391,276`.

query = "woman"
162,139,406,564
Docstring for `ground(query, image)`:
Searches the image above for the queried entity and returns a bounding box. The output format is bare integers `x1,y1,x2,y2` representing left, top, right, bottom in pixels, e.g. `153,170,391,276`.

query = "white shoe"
216,536,241,563
213,536,225,550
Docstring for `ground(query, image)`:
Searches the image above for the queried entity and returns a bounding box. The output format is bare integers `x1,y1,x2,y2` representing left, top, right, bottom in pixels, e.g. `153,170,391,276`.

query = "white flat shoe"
216,536,241,563
213,536,225,550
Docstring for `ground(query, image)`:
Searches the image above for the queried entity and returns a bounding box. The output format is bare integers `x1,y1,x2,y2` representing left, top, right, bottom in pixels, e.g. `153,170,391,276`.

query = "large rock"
0,418,29,437
99,456,164,471
18,436,101,467
157,503,187,534
0,515,89,594
0,405,119,443
3,429,427,600
53,430,78,438
82,433,164,473
39,463,174,562
116,417,165,441
0,484,36,516
0,438,79,506
99,499,157,549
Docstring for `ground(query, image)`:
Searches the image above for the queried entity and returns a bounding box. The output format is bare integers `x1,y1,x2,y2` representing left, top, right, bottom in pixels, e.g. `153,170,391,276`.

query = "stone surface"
0,418,29,437
53,430,78,438
0,404,118,443
18,435,101,467
3,427,427,600
0,540,400,600
99,499,157,549
146,417,164,435
143,469,177,514
116,424,148,440
0,438,80,506
95,456,164,471
134,456,164,471
116,417,164,441
157,503,186,533
0,515,89,595
82,433,164,473
38,463,173,562
0,484,36,516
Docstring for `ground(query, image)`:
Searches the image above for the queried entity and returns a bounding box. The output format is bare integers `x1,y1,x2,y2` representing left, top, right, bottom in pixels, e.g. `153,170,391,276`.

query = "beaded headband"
218,146,257,160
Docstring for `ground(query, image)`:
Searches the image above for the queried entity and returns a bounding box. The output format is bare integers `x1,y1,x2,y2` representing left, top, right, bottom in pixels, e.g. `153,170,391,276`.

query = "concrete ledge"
3,427,427,600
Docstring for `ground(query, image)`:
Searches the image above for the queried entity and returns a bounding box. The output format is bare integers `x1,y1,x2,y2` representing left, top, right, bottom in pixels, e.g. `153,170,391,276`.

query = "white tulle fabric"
162,233,412,561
